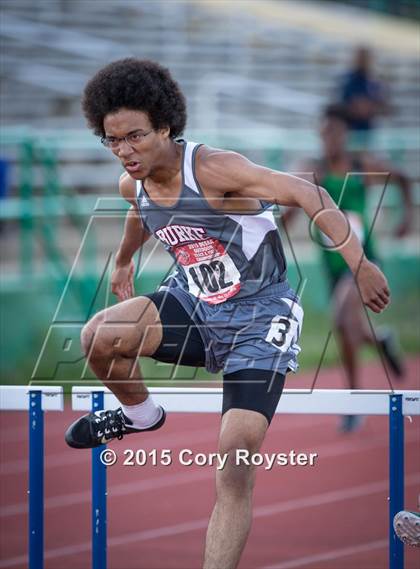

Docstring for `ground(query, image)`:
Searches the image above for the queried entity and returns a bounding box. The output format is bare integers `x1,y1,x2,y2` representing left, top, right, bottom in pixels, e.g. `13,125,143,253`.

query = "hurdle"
0,386,64,569
0,386,419,569
71,386,420,569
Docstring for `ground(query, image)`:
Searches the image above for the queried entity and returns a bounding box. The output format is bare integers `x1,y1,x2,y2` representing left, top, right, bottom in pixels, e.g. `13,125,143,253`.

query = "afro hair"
82,58,187,138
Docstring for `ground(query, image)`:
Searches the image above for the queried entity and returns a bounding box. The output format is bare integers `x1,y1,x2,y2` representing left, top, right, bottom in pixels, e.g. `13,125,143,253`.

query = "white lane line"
0,411,333,447
1,431,418,518
0,426,219,475
298,429,419,461
253,472,419,517
0,468,212,517
0,473,418,568
0,417,217,447
262,538,388,569
0,414,334,475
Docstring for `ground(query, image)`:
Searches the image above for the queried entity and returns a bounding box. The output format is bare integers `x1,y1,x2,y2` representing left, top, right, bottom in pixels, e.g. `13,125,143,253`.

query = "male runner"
284,104,412,432
65,60,390,569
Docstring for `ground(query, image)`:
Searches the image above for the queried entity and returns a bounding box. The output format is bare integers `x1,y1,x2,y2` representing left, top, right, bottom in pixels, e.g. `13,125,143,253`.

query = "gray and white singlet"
136,141,303,375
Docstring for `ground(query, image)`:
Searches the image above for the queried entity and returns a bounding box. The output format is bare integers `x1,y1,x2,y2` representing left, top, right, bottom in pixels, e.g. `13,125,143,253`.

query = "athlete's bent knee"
81,312,105,357
80,311,119,360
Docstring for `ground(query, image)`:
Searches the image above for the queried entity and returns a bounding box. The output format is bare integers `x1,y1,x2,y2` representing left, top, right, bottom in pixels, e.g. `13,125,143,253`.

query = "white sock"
121,396,161,429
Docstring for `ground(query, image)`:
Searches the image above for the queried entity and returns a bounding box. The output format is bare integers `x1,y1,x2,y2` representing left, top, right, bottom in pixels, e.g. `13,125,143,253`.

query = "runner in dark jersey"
65,61,391,569
285,104,412,432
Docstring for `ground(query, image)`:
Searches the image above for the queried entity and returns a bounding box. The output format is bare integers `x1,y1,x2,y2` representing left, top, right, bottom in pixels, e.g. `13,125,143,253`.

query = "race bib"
174,238,241,304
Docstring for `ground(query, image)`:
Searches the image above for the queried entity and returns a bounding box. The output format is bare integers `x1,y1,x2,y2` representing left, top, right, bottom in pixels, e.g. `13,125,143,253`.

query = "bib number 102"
189,260,233,293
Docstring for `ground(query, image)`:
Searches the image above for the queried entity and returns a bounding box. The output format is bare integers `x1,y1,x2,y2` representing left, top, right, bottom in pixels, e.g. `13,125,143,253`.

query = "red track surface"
1,358,419,569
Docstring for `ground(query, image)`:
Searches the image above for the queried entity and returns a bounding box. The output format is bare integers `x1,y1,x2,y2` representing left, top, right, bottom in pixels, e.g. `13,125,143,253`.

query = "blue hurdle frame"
91,391,107,569
25,389,410,569
29,391,44,569
389,394,404,569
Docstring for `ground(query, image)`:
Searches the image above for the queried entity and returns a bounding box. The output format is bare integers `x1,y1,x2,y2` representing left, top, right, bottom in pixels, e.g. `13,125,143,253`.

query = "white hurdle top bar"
0,386,418,416
0,386,64,411
71,387,420,416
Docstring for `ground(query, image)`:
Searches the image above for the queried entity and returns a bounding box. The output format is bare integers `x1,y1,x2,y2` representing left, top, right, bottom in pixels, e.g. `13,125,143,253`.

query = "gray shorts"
161,281,303,375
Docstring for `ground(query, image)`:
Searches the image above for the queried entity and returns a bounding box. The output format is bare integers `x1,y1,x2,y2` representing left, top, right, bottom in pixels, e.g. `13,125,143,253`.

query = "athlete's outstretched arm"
197,149,390,313
112,174,151,302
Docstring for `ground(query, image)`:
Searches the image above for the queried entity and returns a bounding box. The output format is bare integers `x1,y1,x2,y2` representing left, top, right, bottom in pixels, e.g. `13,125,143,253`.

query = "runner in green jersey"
285,104,412,431
316,164,377,290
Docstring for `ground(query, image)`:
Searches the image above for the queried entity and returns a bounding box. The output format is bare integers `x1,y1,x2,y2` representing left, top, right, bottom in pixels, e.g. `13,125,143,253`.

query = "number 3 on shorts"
265,299,303,353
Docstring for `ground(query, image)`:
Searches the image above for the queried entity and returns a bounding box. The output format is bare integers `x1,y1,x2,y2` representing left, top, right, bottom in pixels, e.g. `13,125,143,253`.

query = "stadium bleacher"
1,0,419,131
0,0,419,275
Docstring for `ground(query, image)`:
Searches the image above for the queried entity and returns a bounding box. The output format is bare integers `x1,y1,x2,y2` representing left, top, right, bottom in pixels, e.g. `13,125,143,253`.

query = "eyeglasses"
101,129,153,149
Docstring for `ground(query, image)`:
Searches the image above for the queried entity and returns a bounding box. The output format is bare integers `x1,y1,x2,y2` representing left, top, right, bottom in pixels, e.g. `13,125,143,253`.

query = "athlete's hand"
111,260,135,302
355,259,390,313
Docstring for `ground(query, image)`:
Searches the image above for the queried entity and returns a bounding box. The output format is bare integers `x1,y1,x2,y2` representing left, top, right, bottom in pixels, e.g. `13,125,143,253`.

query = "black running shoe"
378,331,405,379
65,406,166,449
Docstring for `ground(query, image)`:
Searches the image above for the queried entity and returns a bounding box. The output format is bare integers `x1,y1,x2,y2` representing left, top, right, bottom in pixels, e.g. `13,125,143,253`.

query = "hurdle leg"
29,390,44,569
92,391,107,569
389,394,404,569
